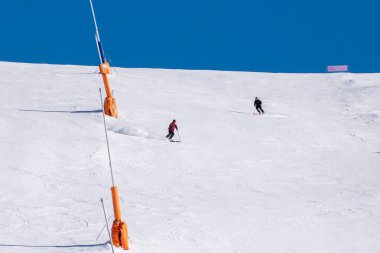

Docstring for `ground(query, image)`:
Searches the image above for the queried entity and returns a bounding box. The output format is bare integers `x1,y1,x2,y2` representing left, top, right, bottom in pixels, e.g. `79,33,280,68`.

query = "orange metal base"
120,221,129,250
111,220,121,247
111,186,129,250
104,96,118,118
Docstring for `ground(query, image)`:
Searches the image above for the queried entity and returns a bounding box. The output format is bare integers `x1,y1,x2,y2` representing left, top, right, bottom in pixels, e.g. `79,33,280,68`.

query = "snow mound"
107,118,164,140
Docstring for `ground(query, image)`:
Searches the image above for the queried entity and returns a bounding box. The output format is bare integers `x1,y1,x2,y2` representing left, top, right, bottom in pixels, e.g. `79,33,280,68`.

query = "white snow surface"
1,61,380,253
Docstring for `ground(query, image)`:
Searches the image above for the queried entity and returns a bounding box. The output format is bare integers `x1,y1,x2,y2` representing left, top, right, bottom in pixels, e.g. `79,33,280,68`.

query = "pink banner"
327,65,348,72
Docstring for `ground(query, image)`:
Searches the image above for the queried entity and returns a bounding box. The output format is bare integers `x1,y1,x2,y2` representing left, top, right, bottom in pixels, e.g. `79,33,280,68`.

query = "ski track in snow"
1,62,380,253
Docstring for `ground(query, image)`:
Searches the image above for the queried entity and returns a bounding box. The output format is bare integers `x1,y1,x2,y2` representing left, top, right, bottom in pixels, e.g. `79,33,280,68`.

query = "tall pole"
89,0,106,64
95,34,103,65
90,0,118,117
101,198,115,253
99,88,115,187
89,0,100,39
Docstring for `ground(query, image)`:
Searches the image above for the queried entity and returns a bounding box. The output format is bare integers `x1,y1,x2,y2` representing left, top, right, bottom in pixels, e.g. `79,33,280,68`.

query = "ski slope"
1,61,380,253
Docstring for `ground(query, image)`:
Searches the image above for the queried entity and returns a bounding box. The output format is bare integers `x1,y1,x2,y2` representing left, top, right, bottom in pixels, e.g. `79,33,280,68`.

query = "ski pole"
177,129,181,142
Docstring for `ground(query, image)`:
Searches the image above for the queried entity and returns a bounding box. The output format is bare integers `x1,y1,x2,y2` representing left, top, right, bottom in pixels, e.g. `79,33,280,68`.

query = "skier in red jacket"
166,119,178,140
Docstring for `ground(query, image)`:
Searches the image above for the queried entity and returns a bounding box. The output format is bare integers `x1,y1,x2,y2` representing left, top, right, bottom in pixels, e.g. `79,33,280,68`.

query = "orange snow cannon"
99,63,118,118
111,186,129,250
90,0,118,118
92,0,128,250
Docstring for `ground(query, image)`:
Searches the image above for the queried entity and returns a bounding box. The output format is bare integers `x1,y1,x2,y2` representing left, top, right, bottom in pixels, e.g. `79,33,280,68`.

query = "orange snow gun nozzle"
111,186,129,250
99,64,118,118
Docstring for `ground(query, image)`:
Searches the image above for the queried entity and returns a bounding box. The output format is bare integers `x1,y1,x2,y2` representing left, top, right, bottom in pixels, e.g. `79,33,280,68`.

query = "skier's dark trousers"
254,97,265,114
166,131,174,139
166,120,178,140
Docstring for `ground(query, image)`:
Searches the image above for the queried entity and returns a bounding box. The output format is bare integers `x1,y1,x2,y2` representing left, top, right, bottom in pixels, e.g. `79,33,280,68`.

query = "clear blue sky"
1,0,379,72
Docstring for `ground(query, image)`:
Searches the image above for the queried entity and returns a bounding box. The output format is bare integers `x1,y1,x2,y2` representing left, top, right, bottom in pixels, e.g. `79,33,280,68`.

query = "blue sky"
1,0,379,72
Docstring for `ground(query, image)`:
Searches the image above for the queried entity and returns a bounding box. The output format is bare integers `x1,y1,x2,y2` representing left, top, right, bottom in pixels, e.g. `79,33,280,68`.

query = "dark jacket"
254,99,262,107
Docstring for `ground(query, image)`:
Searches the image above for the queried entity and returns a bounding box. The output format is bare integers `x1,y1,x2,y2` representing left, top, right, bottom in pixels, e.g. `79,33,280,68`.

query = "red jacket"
168,122,178,132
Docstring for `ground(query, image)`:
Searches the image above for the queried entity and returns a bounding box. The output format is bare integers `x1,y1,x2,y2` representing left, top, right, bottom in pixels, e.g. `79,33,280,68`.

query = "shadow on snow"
18,109,102,114
0,241,109,248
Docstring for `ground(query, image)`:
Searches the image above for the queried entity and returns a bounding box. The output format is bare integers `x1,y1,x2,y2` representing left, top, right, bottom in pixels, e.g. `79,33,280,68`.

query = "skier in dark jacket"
254,97,265,114
166,119,178,140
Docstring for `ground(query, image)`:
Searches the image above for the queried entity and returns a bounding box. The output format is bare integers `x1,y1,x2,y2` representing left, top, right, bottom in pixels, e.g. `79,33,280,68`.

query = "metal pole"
99,88,115,187
89,0,101,41
90,0,106,63
95,34,103,64
95,215,112,241
101,198,115,253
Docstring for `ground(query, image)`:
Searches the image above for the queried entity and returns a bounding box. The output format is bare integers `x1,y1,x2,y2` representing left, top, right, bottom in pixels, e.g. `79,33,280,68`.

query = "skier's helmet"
173,119,176,122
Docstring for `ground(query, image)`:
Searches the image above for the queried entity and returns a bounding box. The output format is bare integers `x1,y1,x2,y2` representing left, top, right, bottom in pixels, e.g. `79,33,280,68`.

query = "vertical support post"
111,186,122,220
100,66,114,98
90,0,106,64
101,198,115,253
99,88,115,186
91,0,117,117
99,60,117,117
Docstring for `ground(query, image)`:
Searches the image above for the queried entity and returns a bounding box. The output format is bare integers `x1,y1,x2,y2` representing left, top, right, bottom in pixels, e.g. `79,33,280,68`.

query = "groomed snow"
1,61,380,253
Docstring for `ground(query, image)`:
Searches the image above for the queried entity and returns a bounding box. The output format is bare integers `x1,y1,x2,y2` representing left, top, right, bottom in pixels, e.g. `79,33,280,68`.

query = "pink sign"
327,65,349,72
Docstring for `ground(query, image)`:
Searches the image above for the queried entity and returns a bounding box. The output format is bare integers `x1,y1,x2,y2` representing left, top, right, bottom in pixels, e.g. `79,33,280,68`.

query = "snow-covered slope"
1,61,380,253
